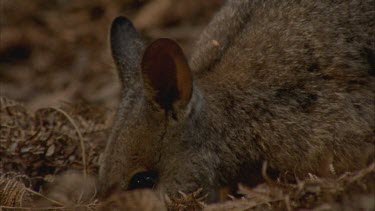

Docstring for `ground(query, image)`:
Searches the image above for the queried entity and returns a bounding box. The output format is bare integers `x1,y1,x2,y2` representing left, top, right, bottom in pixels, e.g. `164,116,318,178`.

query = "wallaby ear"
141,38,193,112
110,16,145,89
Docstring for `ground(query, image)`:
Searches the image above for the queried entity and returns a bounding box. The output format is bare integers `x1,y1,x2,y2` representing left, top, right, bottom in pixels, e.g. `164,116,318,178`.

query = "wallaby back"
99,0,375,201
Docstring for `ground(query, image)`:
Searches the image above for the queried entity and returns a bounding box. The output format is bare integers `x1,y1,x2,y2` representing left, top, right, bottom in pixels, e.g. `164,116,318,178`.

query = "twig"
48,107,87,180
25,188,64,207
48,107,89,206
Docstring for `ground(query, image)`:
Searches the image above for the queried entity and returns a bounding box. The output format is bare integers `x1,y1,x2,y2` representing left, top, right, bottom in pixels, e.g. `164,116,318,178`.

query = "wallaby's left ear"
110,16,145,90
141,38,193,112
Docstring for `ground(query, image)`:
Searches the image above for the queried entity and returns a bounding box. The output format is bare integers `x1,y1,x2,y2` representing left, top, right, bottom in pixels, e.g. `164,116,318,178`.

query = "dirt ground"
0,0,374,210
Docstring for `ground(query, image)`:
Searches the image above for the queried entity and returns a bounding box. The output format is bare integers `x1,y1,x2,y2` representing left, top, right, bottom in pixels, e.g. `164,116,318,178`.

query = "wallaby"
99,0,375,201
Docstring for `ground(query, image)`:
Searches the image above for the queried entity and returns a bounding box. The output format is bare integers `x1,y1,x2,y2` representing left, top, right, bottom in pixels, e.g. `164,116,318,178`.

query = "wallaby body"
99,0,375,201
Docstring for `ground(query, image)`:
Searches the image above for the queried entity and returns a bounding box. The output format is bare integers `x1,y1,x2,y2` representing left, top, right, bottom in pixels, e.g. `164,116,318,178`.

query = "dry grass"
0,175,29,207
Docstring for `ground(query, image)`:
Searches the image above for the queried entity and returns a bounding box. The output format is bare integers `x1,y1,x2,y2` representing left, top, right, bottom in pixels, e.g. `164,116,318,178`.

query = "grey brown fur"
99,0,375,201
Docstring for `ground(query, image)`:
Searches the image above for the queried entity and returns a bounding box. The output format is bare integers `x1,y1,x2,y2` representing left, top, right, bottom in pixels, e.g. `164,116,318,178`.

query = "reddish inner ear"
142,47,178,111
141,39,192,111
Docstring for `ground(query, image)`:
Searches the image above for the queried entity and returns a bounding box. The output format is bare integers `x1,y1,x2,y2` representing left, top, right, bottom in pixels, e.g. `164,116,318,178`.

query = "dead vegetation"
1,96,374,210
0,0,374,210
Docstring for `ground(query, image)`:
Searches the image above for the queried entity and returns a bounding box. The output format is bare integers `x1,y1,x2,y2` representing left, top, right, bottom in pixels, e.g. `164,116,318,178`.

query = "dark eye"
128,171,158,190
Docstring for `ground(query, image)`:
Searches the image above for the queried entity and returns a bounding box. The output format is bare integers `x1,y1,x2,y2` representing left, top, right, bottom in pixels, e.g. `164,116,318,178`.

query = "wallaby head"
99,16,203,198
